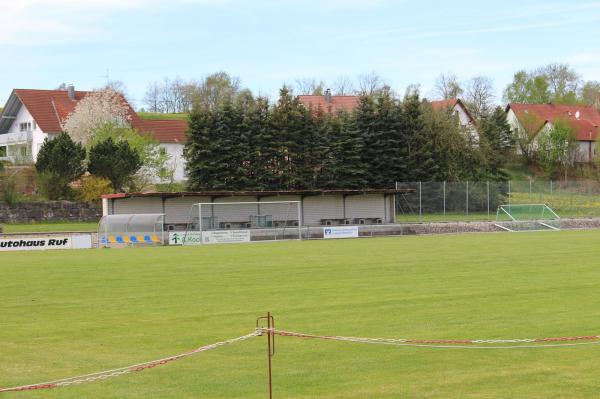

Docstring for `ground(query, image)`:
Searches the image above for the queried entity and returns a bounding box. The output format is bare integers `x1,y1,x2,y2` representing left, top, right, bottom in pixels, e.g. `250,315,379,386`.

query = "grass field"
137,112,189,121
1,221,98,234
2,231,600,398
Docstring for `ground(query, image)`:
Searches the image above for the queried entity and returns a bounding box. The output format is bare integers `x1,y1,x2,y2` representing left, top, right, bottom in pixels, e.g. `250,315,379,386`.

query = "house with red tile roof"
430,98,479,142
0,86,188,180
506,103,600,163
298,90,360,114
298,91,479,141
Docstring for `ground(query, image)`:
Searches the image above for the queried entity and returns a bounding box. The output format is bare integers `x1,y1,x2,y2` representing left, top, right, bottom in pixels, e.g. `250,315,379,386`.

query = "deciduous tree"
63,89,131,145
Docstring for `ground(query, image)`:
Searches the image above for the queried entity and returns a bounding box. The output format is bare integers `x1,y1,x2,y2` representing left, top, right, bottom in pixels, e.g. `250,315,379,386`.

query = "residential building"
0,86,188,180
298,91,479,140
298,90,359,113
506,103,600,163
430,98,479,142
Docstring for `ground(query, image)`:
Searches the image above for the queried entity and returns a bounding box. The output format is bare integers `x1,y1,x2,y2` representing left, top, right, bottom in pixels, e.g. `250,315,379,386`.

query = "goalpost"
495,204,561,232
182,201,302,245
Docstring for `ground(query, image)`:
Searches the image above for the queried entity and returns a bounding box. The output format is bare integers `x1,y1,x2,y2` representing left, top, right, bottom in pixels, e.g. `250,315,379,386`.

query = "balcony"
0,131,33,145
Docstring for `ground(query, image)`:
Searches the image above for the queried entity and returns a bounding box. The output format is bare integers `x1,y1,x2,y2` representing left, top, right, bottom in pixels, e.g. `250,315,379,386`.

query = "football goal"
495,204,560,232
182,201,302,245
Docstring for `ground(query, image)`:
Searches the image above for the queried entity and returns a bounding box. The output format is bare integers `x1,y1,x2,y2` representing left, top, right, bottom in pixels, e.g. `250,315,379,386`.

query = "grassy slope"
137,112,189,121
2,231,600,398
2,221,98,233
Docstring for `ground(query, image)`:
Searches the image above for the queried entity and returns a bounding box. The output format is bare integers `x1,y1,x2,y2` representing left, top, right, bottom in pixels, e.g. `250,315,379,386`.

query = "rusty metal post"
257,313,275,399
267,312,274,399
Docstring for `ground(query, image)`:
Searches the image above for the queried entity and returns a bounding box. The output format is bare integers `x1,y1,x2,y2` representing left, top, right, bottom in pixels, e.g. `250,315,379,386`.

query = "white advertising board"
201,230,251,244
323,226,359,239
169,231,202,246
72,234,93,249
0,236,72,251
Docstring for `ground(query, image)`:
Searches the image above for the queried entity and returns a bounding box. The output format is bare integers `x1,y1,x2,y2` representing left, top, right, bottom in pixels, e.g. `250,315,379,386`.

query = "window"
32,121,37,130
19,122,32,132
0,146,6,157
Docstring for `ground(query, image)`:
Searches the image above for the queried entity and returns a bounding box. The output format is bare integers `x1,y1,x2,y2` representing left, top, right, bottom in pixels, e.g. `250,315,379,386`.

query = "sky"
0,0,599,109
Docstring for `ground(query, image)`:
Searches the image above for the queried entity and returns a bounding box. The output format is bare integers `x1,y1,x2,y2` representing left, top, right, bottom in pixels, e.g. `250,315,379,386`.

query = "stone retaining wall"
0,201,101,223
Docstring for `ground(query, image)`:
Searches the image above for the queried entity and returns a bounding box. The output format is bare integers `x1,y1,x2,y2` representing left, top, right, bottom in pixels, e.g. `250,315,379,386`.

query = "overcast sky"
0,0,599,109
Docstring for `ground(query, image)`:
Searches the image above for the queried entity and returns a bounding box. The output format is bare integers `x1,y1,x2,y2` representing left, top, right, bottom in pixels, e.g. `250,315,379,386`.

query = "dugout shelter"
101,189,409,232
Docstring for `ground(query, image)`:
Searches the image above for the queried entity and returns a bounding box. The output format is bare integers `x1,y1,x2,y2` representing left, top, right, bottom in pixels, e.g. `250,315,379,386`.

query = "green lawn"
137,112,189,121
2,231,600,398
397,211,493,223
1,221,98,233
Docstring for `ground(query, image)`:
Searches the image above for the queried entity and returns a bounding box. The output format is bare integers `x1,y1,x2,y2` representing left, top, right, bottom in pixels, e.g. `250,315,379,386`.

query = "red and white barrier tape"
264,328,600,349
3,326,600,394
0,330,260,393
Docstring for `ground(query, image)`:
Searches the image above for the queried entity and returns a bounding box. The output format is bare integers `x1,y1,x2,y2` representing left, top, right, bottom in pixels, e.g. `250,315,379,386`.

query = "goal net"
182,201,302,245
495,204,560,232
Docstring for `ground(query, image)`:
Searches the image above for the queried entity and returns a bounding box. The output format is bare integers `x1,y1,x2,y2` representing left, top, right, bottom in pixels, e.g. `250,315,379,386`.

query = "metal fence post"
529,180,532,202
508,181,511,206
419,181,422,223
443,181,446,217
466,181,469,217
487,181,490,220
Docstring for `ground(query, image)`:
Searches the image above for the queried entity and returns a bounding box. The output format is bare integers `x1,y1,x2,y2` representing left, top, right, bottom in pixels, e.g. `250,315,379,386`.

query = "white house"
0,86,188,181
430,98,479,142
506,103,600,163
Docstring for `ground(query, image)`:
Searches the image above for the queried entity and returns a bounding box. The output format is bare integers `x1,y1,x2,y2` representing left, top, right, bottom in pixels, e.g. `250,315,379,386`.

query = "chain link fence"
396,181,600,223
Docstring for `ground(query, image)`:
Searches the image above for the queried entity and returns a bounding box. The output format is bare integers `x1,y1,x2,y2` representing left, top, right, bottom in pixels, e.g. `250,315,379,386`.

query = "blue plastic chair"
116,236,125,244
130,236,139,244
144,235,153,244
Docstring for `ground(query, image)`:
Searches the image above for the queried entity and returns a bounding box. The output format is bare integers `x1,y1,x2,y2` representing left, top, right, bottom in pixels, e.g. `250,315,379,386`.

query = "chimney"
67,84,75,100
324,88,332,103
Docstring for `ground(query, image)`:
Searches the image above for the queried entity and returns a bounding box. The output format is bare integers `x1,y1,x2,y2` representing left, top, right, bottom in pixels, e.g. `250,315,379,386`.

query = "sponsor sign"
169,231,202,246
72,234,93,249
323,226,359,239
0,236,72,251
202,230,251,244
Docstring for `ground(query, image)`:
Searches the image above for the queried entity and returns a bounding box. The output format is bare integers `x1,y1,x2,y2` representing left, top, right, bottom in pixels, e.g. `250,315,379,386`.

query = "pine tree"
401,92,438,181
479,106,514,181
271,87,314,189
338,110,368,188
316,110,340,188
185,108,218,190
368,90,406,188
35,132,86,199
251,97,278,189
88,138,141,192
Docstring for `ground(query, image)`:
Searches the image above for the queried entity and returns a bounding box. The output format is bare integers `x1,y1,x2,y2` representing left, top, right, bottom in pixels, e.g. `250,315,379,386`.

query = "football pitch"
2,230,600,398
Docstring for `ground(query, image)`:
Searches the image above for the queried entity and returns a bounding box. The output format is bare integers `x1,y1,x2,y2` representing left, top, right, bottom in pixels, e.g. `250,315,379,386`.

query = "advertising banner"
323,226,359,239
169,231,202,246
201,230,251,244
0,236,72,251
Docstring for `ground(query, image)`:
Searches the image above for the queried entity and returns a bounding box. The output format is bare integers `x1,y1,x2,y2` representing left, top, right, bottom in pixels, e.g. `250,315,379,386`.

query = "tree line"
185,87,513,191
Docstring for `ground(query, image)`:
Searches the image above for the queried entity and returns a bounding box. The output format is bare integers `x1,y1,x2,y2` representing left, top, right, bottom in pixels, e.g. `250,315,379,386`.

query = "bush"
88,138,142,192
76,175,113,203
37,172,74,200
0,175,21,206
36,132,86,199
